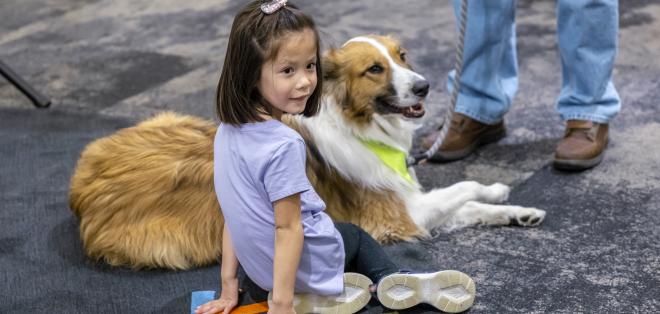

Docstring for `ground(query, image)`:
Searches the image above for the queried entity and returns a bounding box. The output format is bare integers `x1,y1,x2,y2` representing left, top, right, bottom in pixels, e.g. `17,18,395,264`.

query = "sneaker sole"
429,126,506,162
376,270,476,313
268,272,372,314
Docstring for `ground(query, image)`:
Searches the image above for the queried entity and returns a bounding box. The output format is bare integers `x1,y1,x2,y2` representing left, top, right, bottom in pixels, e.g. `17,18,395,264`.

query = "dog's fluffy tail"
69,112,223,269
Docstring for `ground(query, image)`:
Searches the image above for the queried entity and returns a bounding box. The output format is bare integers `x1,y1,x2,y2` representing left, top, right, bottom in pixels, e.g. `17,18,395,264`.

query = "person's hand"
267,301,296,314
194,278,239,314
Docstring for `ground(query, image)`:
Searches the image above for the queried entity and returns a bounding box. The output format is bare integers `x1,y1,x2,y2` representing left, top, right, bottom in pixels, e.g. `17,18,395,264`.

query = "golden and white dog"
69,35,545,270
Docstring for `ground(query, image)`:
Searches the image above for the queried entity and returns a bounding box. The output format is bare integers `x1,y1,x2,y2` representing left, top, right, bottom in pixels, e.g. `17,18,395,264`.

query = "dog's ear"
321,49,348,108
322,49,341,81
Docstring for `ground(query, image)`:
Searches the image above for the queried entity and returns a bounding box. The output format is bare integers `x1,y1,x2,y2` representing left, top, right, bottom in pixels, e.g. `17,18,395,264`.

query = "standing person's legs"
449,0,519,123
554,0,620,170
425,0,518,161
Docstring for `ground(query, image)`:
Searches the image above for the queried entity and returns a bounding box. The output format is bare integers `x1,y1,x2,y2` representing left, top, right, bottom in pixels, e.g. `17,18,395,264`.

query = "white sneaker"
376,270,476,313
268,272,372,314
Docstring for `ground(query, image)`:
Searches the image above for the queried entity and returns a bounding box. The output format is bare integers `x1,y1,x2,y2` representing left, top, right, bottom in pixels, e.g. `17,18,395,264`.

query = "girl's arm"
220,224,239,292
195,224,239,314
270,193,304,313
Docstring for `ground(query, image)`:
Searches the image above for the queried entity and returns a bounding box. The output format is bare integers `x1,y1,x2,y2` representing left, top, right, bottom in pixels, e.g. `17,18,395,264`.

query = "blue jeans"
447,0,620,124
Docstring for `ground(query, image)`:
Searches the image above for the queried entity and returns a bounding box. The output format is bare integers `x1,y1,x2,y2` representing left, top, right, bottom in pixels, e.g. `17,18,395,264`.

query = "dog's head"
322,35,428,126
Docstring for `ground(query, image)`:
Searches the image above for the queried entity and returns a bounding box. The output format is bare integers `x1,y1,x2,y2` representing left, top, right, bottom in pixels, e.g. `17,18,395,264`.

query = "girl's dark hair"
216,1,322,125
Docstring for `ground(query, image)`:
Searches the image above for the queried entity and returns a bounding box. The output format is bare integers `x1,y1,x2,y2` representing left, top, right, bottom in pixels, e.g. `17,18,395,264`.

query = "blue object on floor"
191,290,217,314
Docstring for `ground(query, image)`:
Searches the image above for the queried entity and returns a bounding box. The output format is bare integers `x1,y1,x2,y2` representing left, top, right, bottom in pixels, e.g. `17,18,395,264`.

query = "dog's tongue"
404,103,425,118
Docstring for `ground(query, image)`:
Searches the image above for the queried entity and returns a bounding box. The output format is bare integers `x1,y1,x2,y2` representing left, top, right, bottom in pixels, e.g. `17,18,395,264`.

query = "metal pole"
0,60,51,108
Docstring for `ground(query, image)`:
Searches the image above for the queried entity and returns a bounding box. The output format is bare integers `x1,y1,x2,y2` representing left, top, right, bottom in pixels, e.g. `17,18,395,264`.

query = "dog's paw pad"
510,208,545,227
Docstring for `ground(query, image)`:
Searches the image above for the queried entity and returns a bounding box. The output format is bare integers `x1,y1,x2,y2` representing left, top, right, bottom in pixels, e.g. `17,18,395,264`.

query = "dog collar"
359,140,413,183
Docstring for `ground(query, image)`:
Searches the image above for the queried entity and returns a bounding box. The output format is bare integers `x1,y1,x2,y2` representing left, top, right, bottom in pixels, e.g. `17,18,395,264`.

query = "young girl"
196,1,476,313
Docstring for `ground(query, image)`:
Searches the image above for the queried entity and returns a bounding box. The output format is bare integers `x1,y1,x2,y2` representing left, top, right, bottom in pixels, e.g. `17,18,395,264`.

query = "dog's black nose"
412,80,430,97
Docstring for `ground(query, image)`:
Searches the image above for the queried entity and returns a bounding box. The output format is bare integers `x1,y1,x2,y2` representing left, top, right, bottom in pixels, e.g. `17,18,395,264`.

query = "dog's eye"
367,65,383,74
400,52,407,62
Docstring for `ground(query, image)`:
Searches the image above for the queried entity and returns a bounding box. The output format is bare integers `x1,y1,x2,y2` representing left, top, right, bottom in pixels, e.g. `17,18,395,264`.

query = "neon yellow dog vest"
359,140,413,183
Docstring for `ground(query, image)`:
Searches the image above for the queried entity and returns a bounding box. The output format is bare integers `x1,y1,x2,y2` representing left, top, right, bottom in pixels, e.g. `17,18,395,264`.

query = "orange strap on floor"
229,301,269,314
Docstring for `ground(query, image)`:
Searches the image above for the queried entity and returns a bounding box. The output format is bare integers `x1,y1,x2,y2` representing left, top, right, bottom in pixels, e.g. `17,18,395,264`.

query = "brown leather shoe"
553,120,609,171
421,113,506,162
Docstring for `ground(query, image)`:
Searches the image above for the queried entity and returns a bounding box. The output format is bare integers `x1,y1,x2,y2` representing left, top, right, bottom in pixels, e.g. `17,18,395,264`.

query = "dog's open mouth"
378,99,426,118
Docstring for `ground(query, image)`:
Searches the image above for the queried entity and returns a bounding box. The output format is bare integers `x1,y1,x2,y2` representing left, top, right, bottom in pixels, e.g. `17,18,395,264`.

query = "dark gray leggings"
334,222,399,282
239,222,399,301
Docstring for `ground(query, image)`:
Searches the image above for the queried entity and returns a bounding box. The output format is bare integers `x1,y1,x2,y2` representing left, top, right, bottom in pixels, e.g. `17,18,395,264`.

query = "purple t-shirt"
214,119,345,295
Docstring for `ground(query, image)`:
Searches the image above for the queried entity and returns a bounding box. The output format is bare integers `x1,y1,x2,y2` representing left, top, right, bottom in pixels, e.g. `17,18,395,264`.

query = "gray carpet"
0,109,208,313
2,0,660,313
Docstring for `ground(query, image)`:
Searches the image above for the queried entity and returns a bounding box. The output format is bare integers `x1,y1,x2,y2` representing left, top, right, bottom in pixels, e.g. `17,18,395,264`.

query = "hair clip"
260,0,287,15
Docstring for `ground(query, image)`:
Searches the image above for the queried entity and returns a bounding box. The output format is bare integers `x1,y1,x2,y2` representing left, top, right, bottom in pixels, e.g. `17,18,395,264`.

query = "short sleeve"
263,138,311,203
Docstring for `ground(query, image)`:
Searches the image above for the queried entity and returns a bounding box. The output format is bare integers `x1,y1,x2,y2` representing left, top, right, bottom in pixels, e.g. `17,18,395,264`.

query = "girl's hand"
194,278,239,314
267,301,296,314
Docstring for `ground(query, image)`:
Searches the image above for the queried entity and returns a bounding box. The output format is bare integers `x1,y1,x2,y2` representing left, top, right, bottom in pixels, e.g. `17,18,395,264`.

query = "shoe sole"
268,272,372,314
376,270,476,313
553,153,604,170
428,126,506,162
553,139,608,171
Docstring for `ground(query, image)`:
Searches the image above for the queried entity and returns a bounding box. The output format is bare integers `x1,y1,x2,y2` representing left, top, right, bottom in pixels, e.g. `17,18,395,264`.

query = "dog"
69,35,546,270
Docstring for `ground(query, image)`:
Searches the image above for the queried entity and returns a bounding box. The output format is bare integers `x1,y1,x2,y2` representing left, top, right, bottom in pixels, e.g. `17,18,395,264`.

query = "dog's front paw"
485,183,511,203
509,207,546,227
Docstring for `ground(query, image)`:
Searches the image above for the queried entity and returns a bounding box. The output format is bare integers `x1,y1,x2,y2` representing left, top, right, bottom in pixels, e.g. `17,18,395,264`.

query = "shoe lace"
565,127,597,142
449,116,466,132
